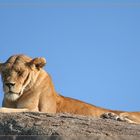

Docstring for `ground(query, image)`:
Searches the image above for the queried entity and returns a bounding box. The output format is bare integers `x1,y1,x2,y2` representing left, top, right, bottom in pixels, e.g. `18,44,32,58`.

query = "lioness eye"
2,72,6,77
17,71,23,76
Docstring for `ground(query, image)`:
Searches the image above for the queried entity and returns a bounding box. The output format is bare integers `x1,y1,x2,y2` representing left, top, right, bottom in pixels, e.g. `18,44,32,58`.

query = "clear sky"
0,0,140,111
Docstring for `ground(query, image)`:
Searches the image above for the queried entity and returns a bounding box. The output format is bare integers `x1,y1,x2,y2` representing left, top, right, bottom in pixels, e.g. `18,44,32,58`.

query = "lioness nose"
5,82,15,88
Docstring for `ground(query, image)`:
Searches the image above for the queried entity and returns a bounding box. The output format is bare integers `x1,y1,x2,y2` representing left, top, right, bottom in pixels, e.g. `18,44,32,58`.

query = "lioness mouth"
8,91,18,94
7,90,22,96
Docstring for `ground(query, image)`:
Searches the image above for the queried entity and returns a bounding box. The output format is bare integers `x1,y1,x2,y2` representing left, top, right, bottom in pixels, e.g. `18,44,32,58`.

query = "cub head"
0,54,46,101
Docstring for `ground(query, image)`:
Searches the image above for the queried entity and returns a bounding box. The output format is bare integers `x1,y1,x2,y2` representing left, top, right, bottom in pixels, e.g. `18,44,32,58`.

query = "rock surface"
0,112,140,139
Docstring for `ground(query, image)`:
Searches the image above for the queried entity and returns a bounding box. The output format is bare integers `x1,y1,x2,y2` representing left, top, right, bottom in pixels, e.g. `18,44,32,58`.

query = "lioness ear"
30,57,46,70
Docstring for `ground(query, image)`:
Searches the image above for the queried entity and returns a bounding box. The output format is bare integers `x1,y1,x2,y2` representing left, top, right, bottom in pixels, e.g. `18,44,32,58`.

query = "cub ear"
30,57,46,70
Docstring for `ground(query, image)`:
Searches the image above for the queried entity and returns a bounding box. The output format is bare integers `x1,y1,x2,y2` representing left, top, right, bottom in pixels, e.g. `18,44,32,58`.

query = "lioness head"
0,54,46,101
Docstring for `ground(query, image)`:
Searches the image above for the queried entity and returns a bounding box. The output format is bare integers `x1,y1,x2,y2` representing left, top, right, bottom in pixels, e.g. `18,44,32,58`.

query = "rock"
0,112,139,140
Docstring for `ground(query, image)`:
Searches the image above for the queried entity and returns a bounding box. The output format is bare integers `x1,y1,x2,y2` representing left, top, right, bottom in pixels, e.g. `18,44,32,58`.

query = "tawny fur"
0,54,140,124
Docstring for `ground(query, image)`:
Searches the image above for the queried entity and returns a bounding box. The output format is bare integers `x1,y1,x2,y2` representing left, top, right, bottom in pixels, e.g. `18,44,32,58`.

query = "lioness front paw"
0,108,10,113
100,112,127,122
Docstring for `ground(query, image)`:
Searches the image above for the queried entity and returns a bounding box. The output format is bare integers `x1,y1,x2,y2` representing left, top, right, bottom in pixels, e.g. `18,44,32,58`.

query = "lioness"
0,54,140,124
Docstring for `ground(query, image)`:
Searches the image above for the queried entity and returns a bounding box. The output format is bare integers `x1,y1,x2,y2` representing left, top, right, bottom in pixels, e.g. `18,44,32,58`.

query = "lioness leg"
100,112,138,124
119,112,140,124
0,107,29,113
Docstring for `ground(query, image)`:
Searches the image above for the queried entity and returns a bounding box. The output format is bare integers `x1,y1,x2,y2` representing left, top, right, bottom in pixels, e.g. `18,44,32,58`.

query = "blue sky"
0,0,140,111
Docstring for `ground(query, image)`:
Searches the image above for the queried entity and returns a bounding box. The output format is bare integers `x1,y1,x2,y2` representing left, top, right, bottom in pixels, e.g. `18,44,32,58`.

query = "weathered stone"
0,112,139,140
